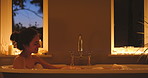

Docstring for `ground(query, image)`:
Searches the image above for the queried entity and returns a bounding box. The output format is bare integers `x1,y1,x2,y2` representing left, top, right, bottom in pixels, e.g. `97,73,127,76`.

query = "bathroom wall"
0,0,140,66
47,0,139,65
48,0,110,64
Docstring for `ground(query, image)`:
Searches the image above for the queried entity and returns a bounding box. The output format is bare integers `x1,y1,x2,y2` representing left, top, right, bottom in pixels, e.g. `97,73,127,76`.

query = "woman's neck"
20,51,32,58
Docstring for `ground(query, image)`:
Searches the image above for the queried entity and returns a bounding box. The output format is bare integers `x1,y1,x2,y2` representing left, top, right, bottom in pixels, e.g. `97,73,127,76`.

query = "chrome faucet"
78,34,83,57
69,34,91,65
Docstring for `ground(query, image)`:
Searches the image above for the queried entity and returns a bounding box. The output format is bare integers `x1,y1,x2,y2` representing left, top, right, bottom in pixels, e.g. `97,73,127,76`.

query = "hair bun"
10,31,20,42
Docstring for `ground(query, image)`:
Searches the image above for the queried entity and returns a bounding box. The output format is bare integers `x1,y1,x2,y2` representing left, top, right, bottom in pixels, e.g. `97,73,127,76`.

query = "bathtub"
1,64,148,78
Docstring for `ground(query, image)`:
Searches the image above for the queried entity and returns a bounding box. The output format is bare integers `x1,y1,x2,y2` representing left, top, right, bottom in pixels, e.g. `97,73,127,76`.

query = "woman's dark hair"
10,28,38,50
10,31,19,42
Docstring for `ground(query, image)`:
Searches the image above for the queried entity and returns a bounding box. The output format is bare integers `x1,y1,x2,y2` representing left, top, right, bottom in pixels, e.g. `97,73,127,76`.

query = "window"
0,0,48,55
12,0,43,41
114,0,144,47
13,0,43,48
111,0,148,55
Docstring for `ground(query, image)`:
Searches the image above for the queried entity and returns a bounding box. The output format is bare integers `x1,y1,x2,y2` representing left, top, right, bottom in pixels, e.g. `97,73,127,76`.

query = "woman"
11,28,60,69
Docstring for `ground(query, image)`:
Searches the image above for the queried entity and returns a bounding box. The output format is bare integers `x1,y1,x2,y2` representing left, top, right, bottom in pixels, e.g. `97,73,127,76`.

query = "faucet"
78,34,83,57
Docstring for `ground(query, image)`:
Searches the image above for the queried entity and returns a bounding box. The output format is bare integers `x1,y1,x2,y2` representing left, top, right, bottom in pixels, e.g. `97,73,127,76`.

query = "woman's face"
24,35,40,53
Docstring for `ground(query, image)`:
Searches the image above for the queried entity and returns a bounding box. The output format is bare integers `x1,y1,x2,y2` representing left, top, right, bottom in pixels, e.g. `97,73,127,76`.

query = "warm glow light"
112,47,148,55
39,39,42,48
8,43,13,55
13,48,21,55
37,48,48,55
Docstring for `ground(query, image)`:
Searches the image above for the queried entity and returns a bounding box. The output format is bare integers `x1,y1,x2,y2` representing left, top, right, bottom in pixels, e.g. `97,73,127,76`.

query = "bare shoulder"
13,55,25,69
14,55,25,61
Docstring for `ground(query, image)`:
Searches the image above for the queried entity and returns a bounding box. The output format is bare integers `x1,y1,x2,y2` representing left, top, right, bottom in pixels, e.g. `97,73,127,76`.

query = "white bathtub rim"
1,64,148,74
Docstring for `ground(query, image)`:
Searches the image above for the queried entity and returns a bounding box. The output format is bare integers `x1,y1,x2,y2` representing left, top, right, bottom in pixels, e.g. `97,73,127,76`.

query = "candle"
39,39,42,47
8,43,13,55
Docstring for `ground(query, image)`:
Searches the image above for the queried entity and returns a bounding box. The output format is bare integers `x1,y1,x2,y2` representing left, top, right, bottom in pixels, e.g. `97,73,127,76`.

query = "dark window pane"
114,0,144,47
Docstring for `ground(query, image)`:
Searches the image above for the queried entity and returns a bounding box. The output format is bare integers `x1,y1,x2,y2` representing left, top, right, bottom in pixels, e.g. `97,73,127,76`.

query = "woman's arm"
33,56,61,69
